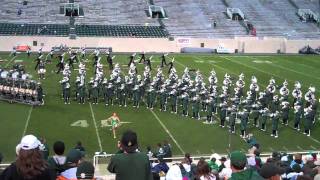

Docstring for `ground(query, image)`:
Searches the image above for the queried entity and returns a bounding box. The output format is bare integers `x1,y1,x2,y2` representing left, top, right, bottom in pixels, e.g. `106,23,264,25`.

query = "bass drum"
12,72,19,79
0,71,8,78
21,73,29,80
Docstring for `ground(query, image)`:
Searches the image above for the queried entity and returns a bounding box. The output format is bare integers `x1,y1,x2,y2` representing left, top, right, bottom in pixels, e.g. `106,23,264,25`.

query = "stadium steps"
291,0,320,13
227,0,320,39
154,0,216,37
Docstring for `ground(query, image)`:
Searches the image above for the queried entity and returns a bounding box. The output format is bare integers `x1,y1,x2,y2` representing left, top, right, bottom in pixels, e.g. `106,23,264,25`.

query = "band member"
38,48,43,57
161,53,168,67
138,52,146,64
27,47,31,57
167,58,174,74
37,60,46,80
56,53,65,74
106,52,114,70
128,53,136,67
34,55,42,70
11,47,17,57
81,47,86,58
145,56,152,70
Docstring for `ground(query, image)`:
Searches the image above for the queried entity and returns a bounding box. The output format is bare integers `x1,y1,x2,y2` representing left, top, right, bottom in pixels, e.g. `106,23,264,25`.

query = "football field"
0,52,320,163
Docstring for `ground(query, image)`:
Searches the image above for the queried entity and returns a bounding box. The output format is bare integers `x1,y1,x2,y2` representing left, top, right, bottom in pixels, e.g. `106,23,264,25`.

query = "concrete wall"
0,36,319,53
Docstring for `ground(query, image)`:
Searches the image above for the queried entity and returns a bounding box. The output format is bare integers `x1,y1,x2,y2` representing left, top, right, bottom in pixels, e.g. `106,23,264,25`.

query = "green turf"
0,52,319,163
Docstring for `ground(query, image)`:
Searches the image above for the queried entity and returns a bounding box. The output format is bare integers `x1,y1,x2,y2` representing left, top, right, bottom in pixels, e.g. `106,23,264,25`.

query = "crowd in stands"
1,130,320,180
0,135,95,180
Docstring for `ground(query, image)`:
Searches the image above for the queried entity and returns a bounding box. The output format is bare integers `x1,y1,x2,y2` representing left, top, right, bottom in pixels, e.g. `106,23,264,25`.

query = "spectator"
207,156,219,172
296,175,313,180
146,146,153,159
151,157,169,177
0,152,3,164
75,141,85,153
196,158,216,180
291,154,304,169
302,157,316,178
286,163,303,179
57,149,83,179
0,135,54,180
48,141,67,178
163,140,172,158
76,161,95,180
166,153,196,180
107,129,153,180
259,162,285,180
246,134,259,149
156,143,164,158
229,151,264,180
40,137,49,160
218,157,227,173
254,149,262,169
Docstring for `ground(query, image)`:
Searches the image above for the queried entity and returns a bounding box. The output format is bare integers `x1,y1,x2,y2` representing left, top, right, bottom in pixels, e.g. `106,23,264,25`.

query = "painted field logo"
253,60,272,64
14,60,24,63
71,120,89,128
194,60,204,63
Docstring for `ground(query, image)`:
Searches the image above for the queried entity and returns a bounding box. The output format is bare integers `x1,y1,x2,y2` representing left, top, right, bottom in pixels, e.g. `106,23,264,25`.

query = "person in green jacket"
207,157,219,172
181,92,189,117
304,107,313,136
169,89,178,114
219,101,228,127
159,87,167,112
107,130,153,180
229,151,264,180
229,106,237,134
240,108,249,138
191,95,200,120
271,111,280,138
259,107,270,131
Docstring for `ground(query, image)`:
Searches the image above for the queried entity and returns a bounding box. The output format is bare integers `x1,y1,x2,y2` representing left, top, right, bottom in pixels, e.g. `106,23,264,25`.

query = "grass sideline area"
0,52,319,163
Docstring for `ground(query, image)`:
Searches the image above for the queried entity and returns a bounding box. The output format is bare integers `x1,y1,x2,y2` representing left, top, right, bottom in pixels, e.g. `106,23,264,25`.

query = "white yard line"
5,56,16,68
149,109,185,154
22,106,33,137
220,56,294,83
249,57,320,81
89,103,103,152
286,125,320,145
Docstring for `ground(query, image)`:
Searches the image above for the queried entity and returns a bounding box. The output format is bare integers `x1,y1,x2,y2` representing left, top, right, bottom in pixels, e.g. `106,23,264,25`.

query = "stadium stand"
227,0,320,39
153,0,221,38
0,23,168,38
0,23,69,36
74,0,158,26
75,25,168,38
0,0,319,39
291,0,320,13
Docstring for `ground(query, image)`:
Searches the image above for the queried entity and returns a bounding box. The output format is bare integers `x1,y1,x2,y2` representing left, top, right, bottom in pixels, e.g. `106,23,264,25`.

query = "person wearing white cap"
0,135,54,180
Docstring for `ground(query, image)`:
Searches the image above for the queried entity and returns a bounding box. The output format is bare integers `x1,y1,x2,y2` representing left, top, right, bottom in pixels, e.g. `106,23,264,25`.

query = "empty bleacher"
75,25,168,38
197,0,248,38
0,23,168,38
74,0,158,26
291,0,320,13
0,23,69,36
0,0,319,39
227,0,320,39
153,0,217,38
